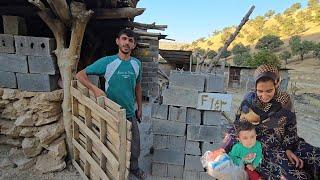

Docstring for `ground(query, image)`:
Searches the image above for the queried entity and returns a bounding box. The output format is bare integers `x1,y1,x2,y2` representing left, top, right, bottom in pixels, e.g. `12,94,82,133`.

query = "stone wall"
0,88,67,173
150,70,228,179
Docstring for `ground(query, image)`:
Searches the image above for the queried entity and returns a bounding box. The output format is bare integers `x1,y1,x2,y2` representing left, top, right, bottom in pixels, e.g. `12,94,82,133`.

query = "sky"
135,0,307,43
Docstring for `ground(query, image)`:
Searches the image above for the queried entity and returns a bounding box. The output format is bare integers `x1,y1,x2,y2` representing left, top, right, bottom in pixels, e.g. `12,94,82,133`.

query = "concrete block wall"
151,71,226,179
0,33,59,92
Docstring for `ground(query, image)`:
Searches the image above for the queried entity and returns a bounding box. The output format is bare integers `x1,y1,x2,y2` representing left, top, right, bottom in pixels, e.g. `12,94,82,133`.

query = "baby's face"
238,129,257,148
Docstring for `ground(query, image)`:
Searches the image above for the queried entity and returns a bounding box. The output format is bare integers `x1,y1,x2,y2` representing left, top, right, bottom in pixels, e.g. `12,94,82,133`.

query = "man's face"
238,129,257,148
116,34,136,54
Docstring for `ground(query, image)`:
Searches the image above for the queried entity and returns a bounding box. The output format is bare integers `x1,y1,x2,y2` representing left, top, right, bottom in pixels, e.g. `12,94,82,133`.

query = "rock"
38,89,63,102
0,88,3,97
35,114,61,126
0,99,10,108
15,111,35,127
0,135,22,147
19,127,39,137
2,89,19,100
0,158,16,169
46,135,67,159
1,102,17,120
19,91,38,98
22,137,43,157
35,120,64,147
0,120,22,137
13,98,29,114
9,148,36,170
35,153,66,173
30,99,62,118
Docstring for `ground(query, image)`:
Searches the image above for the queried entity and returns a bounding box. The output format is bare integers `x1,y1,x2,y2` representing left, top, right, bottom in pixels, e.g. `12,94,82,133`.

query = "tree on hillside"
282,17,296,35
251,16,265,31
264,10,276,18
289,36,315,60
245,50,281,68
280,51,292,64
284,3,301,15
233,52,252,66
255,35,284,51
231,43,250,56
313,42,320,61
308,0,320,10
207,49,217,59
218,47,231,58
194,47,206,55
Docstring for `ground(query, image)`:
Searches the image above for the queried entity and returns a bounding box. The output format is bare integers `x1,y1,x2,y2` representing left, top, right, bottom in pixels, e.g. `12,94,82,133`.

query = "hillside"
163,2,320,52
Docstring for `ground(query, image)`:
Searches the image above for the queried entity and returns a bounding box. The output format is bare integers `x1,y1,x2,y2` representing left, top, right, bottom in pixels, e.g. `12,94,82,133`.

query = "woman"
216,64,319,179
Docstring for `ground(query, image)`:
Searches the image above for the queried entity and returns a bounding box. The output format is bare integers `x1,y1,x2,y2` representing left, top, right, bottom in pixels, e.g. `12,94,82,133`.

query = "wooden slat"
97,97,107,172
84,104,93,177
73,139,110,180
71,86,119,126
72,160,89,180
118,110,127,180
73,115,119,169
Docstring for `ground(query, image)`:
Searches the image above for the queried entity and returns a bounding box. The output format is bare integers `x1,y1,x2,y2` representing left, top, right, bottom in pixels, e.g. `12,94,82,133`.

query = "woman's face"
256,80,276,103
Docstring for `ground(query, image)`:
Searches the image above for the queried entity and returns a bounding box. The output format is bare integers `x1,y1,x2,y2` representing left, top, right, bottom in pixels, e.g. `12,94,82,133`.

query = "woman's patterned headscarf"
254,64,280,83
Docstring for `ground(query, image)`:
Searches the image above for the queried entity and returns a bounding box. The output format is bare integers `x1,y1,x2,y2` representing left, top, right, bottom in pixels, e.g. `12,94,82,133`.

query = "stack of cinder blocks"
141,61,159,97
151,70,226,180
0,33,59,92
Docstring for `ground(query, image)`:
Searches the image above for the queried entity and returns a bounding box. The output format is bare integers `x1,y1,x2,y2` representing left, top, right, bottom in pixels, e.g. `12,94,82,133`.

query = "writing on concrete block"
197,93,232,111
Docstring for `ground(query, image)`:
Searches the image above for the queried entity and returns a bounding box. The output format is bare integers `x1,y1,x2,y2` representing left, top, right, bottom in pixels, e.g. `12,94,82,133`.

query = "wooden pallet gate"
71,80,132,180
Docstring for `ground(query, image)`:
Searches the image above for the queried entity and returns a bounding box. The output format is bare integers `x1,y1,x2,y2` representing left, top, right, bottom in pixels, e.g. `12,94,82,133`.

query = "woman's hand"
246,164,255,171
285,150,304,168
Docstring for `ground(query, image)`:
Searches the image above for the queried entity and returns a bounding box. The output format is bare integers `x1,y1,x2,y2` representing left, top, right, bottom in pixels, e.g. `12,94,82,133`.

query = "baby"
228,121,262,180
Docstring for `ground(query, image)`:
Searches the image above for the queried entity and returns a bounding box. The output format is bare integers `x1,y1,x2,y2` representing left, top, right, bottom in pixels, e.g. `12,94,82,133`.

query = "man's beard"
120,46,131,54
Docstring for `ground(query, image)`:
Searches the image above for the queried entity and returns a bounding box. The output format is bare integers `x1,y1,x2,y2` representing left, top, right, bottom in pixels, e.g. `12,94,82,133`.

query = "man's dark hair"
236,121,256,135
117,28,138,43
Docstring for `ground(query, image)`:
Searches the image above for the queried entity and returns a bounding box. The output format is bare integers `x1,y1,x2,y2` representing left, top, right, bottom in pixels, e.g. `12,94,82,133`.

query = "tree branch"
46,0,71,26
28,0,46,11
206,6,255,73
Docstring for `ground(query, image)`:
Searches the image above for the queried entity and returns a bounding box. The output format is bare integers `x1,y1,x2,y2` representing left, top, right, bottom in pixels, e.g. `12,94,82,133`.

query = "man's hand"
135,108,142,123
246,164,255,171
286,150,304,168
92,87,106,98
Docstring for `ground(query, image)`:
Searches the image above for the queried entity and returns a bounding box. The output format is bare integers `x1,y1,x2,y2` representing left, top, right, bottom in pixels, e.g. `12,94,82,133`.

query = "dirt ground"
1,59,319,180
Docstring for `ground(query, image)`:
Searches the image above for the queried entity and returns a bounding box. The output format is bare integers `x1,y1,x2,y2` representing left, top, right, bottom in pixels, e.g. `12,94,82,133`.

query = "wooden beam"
93,7,145,19
28,0,46,11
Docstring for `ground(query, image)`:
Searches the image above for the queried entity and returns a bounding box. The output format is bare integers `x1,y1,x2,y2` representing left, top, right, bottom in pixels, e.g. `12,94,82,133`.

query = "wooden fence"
71,80,132,180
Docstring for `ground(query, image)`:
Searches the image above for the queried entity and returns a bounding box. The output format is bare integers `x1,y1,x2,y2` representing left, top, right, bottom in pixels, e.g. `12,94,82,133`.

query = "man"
76,28,146,179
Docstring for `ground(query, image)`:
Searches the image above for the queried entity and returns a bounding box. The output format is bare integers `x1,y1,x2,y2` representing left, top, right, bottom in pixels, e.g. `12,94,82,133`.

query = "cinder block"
203,111,222,125
183,170,200,180
153,149,184,165
153,135,185,151
0,34,15,53
169,71,205,91
186,108,201,125
14,35,56,56
185,155,204,171
185,140,201,155
187,125,222,142
201,142,220,154
153,135,168,149
152,118,186,136
28,55,58,75
0,71,17,88
169,106,187,122
167,164,183,178
200,172,213,180
205,74,224,93
2,16,27,35
0,53,28,73
167,136,186,151
162,88,198,108
151,162,167,177
151,103,168,120
16,73,59,92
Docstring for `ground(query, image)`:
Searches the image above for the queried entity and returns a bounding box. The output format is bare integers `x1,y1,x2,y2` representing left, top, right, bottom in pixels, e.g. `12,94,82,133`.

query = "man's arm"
76,69,105,97
135,82,142,120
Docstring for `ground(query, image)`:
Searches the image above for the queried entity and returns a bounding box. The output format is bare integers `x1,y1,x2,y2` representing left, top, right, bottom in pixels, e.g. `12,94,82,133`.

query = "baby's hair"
236,121,256,135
